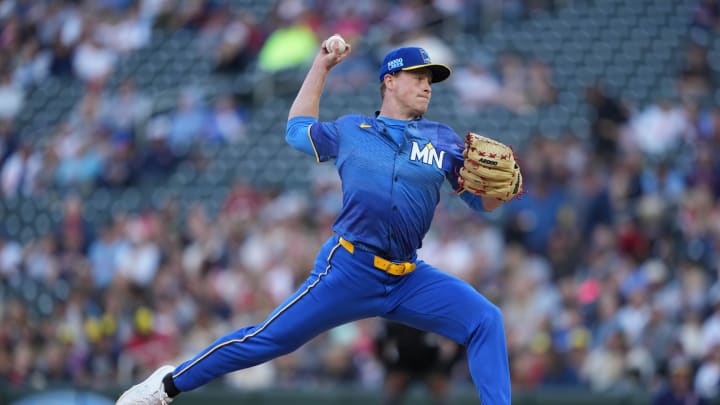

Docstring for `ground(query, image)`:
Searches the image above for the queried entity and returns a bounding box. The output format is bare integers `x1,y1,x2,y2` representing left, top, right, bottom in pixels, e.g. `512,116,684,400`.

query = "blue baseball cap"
379,47,451,83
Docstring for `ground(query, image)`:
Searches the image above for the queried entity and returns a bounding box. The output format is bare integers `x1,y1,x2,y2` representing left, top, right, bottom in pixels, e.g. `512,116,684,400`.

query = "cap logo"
387,58,404,70
379,47,450,83
419,48,431,63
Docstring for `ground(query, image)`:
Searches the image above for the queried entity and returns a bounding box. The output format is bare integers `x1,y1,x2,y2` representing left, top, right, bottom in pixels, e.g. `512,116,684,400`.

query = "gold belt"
338,237,417,276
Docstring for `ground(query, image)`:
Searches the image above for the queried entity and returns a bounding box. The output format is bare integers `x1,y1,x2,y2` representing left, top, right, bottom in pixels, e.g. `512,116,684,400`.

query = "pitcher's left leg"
383,262,510,405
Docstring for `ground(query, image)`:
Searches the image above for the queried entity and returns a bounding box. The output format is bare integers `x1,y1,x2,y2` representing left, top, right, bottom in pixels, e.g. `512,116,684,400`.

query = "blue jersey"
286,114,485,261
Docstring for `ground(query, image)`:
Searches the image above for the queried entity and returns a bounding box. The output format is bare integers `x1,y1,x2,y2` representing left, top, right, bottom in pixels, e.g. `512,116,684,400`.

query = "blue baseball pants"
171,235,511,404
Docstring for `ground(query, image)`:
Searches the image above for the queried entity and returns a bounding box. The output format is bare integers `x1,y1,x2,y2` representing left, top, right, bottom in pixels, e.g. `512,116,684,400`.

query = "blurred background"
0,0,719,404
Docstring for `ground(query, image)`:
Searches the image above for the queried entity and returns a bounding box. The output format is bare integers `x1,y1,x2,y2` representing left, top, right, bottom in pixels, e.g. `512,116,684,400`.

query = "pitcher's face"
388,69,433,117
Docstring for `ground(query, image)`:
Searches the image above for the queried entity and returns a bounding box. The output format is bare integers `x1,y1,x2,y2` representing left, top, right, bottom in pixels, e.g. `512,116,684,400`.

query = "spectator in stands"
628,98,692,158
375,321,462,405
72,26,117,85
0,235,22,278
0,141,42,198
686,138,720,196
167,88,208,155
676,188,717,268
100,78,153,135
652,356,708,405
53,128,106,189
83,317,121,389
0,70,24,119
180,203,226,279
323,3,369,48
677,42,713,104
502,249,558,355
98,125,140,188
642,302,680,368
702,298,720,357
0,118,18,168
69,83,105,133
694,342,720,399
525,58,556,107
24,234,59,283
88,220,122,290
210,10,264,74
138,115,180,179
114,215,161,287
616,275,652,346
205,94,247,144
503,137,570,254
48,33,75,78
40,341,74,386
8,341,34,387
318,323,364,385
121,307,178,376
584,85,630,164
159,0,211,31
691,0,720,32
0,343,11,384
96,3,151,54
380,0,434,36
580,329,630,392
545,225,582,281
681,310,708,362
54,194,95,256
639,160,686,204
221,179,268,224
257,7,319,72
456,50,558,115
541,327,589,388
495,51,532,114
12,37,51,88
450,54,503,112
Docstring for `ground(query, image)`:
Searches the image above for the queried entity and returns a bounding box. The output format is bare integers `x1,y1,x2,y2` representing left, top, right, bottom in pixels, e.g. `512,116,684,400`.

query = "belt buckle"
386,262,403,275
372,254,416,276
387,262,413,276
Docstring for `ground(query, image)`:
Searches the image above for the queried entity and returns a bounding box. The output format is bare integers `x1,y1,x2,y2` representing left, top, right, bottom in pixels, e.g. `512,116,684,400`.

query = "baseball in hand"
325,34,347,54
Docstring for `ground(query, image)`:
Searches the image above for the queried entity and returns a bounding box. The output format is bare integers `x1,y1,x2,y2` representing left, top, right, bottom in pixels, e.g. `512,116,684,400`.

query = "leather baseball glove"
458,132,523,201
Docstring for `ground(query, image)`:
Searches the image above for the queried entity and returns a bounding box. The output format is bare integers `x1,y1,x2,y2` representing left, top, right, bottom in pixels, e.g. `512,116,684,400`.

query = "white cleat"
117,365,176,405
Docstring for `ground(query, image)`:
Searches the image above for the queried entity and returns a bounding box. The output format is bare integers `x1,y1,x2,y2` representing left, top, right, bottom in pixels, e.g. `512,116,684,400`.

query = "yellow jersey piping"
307,123,321,163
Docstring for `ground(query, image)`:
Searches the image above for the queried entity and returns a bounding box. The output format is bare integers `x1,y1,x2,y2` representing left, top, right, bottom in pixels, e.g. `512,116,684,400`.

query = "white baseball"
325,34,347,54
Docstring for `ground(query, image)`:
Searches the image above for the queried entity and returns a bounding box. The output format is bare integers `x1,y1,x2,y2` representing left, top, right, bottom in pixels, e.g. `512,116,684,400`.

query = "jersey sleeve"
443,130,465,191
286,117,317,156
458,190,487,212
442,128,486,212
285,116,339,163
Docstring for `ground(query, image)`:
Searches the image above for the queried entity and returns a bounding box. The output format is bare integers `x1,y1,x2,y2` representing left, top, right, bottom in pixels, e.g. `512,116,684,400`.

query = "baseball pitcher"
117,36,521,405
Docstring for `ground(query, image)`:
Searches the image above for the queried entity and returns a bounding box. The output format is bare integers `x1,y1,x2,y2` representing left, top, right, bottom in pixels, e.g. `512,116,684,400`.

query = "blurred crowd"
0,0,552,199
1,0,720,404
